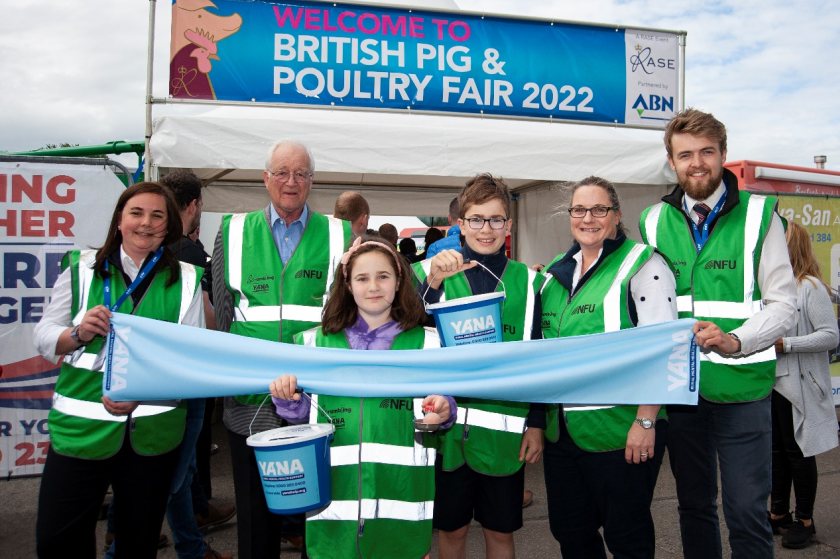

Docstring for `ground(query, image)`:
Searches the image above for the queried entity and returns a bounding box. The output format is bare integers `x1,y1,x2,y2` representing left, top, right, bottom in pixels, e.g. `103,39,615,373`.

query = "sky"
2,0,839,170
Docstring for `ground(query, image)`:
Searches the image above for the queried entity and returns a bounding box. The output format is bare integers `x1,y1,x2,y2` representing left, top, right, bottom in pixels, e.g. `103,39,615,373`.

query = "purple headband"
340,237,403,280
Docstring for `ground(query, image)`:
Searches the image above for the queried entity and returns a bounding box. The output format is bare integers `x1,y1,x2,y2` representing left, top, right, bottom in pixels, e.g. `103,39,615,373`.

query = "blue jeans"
667,397,773,559
166,399,207,559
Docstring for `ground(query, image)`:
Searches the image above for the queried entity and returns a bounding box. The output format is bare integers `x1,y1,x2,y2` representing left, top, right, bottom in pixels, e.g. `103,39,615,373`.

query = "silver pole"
144,0,158,180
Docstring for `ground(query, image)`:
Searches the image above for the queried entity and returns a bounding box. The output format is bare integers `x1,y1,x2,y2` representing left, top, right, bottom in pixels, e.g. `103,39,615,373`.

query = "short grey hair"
264,140,315,171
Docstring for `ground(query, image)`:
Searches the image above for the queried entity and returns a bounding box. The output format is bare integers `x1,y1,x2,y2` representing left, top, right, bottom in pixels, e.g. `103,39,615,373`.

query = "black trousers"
543,419,667,559
770,390,818,519
36,437,178,559
227,428,305,559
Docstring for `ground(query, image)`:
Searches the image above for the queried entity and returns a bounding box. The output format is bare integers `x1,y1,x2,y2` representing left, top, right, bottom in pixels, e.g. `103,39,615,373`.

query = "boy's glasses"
568,205,616,218
464,217,508,230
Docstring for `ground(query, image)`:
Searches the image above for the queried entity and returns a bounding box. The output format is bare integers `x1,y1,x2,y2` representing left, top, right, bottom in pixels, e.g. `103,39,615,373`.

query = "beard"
678,165,723,200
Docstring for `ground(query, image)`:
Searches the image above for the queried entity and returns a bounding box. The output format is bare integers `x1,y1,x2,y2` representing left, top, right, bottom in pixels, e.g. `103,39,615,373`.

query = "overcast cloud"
2,0,838,169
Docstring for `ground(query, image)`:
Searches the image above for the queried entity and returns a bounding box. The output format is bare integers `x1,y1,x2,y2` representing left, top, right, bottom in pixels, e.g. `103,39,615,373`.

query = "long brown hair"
94,182,183,286
322,235,426,334
785,221,831,295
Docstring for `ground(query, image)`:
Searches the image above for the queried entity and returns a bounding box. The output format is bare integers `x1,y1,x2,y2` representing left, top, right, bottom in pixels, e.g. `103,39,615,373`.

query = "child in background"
270,236,456,559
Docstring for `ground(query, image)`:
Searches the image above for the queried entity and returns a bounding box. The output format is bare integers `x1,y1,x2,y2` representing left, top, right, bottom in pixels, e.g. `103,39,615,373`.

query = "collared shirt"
34,246,205,363
270,203,309,264
683,182,727,226
680,182,797,355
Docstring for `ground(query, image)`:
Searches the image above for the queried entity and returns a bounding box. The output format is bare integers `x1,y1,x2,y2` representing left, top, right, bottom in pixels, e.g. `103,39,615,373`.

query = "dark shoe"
522,489,534,509
204,544,233,559
782,519,816,549
768,511,794,535
196,501,236,532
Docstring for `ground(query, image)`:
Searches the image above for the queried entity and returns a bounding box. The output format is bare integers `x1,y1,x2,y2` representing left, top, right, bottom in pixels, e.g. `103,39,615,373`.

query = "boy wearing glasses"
413,173,553,559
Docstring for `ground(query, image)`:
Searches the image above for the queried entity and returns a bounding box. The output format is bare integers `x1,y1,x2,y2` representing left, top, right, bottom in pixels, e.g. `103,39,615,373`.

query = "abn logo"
632,94,674,117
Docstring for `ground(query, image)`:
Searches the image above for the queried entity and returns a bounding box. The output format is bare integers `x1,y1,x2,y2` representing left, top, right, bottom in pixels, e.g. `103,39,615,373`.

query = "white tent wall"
512,181,674,267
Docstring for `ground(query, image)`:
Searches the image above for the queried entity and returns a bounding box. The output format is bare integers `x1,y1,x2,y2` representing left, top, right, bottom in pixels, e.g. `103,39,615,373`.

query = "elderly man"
640,109,796,559
212,141,352,559
333,190,370,237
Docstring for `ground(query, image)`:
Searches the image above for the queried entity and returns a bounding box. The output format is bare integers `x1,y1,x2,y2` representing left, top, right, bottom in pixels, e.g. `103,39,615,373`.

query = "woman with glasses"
539,176,677,559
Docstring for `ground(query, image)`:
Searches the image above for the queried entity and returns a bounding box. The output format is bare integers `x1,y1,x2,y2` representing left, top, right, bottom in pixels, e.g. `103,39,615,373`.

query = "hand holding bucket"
423,254,507,347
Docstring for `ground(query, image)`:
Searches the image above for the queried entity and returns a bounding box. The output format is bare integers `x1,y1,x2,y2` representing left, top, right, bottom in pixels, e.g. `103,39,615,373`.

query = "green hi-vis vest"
222,209,351,405
640,190,777,403
49,250,201,459
417,259,557,475
296,326,439,559
540,240,657,452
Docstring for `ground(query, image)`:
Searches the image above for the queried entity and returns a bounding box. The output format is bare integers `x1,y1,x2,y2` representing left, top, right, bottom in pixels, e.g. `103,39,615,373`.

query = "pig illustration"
170,0,242,99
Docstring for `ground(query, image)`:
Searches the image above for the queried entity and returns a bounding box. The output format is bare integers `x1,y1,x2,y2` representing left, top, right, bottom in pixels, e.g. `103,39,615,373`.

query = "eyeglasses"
568,205,616,218
267,169,313,183
464,217,508,230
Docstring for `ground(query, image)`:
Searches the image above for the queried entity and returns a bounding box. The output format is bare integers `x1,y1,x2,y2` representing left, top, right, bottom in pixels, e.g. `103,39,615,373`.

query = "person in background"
419,227,444,261
399,237,420,263
541,176,677,558
414,174,548,559
160,170,235,559
212,140,352,558
639,108,797,559
769,222,839,549
34,182,204,558
426,196,461,258
378,222,399,247
333,190,370,237
270,236,455,558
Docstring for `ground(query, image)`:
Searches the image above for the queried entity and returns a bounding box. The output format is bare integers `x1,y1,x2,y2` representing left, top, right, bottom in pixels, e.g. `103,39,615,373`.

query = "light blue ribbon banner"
104,314,698,405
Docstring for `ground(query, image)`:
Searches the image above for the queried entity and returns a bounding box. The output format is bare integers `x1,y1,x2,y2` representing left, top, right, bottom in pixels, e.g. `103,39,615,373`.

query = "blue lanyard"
103,247,163,312
104,247,163,391
684,191,726,252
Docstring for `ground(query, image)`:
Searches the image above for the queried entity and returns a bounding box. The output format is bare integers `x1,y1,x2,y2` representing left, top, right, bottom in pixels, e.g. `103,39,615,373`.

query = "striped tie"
694,203,711,226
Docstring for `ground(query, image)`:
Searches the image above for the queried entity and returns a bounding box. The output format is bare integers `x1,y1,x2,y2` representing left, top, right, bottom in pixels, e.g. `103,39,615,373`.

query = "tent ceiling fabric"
151,106,675,190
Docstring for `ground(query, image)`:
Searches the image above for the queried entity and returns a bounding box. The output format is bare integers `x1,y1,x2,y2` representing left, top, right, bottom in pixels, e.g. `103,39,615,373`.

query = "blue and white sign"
169,0,683,128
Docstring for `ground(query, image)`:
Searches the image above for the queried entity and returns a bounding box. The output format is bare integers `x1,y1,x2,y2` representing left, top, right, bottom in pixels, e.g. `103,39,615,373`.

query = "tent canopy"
150,104,675,263
151,105,673,212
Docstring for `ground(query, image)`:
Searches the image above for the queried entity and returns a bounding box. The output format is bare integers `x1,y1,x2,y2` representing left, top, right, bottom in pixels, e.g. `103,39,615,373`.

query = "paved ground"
3,422,840,558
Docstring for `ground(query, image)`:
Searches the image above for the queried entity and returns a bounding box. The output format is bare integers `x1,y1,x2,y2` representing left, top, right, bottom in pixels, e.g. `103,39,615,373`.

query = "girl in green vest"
33,182,205,558
269,236,456,559
540,176,677,559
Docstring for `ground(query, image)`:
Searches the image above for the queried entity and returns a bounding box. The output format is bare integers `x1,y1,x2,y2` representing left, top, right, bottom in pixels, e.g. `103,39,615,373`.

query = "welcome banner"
104,314,699,405
168,0,683,127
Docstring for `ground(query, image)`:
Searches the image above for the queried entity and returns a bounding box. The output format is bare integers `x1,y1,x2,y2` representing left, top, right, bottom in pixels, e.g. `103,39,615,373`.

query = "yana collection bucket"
246,423,335,514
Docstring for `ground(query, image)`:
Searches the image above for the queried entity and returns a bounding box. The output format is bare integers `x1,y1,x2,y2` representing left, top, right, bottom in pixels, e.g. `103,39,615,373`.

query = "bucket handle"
422,259,506,310
248,391,334,437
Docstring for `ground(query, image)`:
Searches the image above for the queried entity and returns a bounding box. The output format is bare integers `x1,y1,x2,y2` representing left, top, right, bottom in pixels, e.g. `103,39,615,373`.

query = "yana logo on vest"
247,273,274,293
295,269,323,280
704,259,738,270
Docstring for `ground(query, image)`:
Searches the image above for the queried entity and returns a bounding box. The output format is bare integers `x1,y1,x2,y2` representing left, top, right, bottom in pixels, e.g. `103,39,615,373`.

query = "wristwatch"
634,417,654,429
70,325,86,345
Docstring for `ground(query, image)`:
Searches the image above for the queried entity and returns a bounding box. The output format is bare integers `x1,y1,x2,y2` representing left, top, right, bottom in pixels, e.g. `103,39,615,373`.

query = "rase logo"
629,45,676,75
